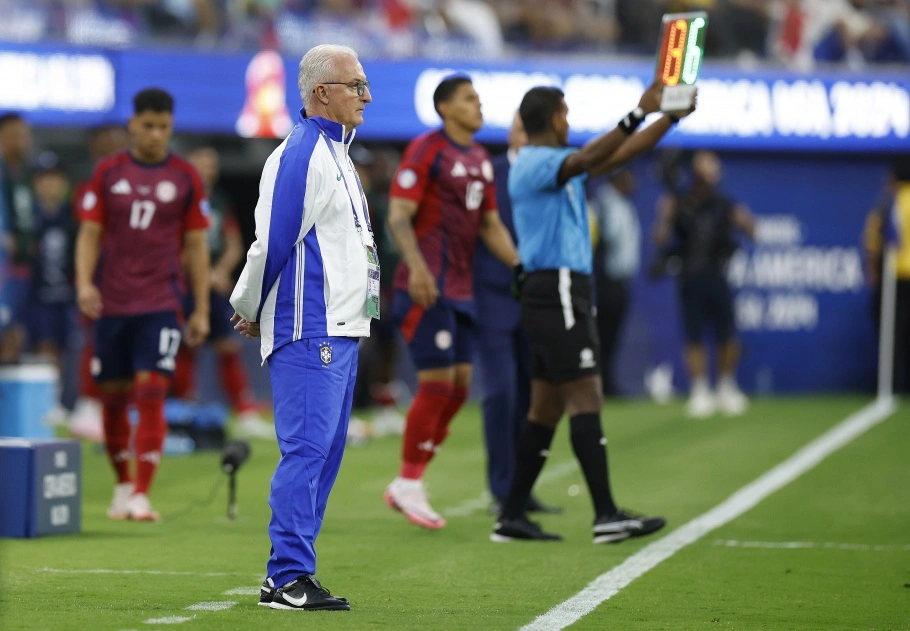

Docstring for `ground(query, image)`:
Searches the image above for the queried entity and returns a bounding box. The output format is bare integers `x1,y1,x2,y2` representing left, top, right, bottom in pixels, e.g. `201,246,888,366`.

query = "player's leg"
681,276,714,418
170,344,197,399
94,315,135,519
266,339,351,611
386,292,456,529
129,312,182,521
429,311,476,455
70,317,104,441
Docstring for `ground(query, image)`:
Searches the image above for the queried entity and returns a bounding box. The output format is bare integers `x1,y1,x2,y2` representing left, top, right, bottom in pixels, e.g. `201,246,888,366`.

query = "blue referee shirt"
509,146,592,274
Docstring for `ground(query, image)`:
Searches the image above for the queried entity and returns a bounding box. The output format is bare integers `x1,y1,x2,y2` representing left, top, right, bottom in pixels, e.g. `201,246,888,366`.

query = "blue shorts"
27,302,75,349
392,291,476,371
93,311,182,382
184,291,235,341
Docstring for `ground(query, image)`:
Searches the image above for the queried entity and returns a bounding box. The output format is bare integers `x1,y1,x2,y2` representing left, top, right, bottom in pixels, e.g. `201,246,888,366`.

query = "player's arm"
75,220,103,319
387,196,438,308
653,194,677,247
183,229,211,347
478,211,520,268
733,203,756,239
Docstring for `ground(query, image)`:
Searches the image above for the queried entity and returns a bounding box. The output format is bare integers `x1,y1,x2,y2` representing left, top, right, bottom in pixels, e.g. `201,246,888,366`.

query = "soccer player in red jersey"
75,89,211,521
385,75,520,529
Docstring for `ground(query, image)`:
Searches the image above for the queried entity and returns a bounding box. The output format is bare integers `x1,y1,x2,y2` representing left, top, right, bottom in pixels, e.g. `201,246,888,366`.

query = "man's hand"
408,265,439,308
185,310,210,347
639,78,664,115
77,284,103,320
231,312,261,339
211,268,234,295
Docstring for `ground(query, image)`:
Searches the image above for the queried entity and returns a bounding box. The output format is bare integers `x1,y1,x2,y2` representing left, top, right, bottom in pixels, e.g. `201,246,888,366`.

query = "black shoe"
258,577,275,606
526,494,563,515
268,575,350,611
593,509,666,544
491,515,562,542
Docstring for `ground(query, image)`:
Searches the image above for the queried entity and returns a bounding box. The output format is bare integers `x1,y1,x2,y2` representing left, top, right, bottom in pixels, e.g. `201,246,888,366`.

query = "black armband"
667,113,681,124
618,107,645,135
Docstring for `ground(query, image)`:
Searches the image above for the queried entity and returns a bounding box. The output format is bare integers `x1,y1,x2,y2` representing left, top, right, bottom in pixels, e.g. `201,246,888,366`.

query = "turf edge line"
519,397,898,631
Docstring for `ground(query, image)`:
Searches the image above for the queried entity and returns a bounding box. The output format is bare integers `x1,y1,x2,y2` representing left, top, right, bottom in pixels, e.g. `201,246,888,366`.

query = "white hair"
299,45,358,110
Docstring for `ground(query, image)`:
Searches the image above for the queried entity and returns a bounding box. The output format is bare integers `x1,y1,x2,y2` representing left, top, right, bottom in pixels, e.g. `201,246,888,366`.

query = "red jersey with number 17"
80,151,210,317
390,130,497,304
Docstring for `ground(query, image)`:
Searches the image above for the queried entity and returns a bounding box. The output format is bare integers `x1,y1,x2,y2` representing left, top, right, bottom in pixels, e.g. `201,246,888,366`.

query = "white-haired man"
230,44,374,611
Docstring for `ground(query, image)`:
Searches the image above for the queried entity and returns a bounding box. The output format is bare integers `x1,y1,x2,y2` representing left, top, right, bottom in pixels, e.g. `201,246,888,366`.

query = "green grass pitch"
1,397,908,630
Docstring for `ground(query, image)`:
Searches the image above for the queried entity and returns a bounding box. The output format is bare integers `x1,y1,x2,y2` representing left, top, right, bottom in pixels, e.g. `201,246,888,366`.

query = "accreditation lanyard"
320,129,380,319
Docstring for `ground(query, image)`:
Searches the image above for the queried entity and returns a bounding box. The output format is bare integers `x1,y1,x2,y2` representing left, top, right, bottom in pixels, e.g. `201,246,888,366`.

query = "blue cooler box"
0,439,82,538
0,365,57,439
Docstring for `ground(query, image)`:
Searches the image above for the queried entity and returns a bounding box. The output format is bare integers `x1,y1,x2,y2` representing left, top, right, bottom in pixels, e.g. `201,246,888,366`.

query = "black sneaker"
258,577,274,606
491,515,562,542
268,575,350,611
593,509,666,544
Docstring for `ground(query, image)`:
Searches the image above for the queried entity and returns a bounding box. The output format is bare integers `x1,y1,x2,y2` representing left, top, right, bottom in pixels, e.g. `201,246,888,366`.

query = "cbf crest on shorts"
319,341,333,365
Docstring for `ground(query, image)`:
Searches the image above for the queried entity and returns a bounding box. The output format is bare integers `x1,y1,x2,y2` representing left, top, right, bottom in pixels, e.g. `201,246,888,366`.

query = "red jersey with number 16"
390,130,497,304
80,151,210,317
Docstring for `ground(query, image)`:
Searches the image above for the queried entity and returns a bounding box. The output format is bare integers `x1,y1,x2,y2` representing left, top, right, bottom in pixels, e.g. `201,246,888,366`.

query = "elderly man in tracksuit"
230,44,375,611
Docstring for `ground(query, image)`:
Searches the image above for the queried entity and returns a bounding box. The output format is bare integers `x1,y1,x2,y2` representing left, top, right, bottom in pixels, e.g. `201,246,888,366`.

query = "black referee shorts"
520,269,600,384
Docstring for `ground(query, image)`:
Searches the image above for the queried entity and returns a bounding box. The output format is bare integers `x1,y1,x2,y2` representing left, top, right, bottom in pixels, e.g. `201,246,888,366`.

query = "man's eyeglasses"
318,80,371,96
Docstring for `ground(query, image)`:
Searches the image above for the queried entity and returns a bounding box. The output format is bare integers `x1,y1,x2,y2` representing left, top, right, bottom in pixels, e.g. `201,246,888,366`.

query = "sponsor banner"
2,42,908,151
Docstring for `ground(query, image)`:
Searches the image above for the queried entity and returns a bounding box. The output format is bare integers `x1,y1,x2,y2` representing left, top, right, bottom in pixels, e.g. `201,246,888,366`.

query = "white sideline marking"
521,398,897,631
223,586,260,596
185,601,237,611
714,539,910,552
39,568,248,577
444,460,578,517
143,616,193,625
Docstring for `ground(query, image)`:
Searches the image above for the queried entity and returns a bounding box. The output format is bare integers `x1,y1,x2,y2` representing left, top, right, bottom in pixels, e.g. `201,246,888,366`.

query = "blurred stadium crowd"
0,0,907,66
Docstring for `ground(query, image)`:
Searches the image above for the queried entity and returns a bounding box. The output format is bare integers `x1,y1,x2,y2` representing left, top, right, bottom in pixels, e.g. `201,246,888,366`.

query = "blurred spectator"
1,0,907,63
590,168,639,398
0,113,35,364
872,158,910,394
653,151,754,418
28,152,76,424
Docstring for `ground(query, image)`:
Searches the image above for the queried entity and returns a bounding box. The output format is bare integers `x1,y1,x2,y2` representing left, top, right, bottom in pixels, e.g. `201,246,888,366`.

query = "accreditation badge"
365,242,380,319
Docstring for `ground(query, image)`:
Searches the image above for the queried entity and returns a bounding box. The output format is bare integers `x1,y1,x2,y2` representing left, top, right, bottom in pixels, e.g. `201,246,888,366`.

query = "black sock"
501,421,555,520
570,413,618,518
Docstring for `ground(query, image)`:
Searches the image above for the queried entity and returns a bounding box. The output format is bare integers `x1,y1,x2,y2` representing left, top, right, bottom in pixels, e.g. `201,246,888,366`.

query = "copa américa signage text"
2,42,907,152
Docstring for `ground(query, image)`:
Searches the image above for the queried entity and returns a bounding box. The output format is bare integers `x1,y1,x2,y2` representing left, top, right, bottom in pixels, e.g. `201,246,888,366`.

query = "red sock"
171,346,196,399
431,386,468,456
101,391,132,484
133,373,170,495
80,336,100,399
218,350,256,413
400,381,454,479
